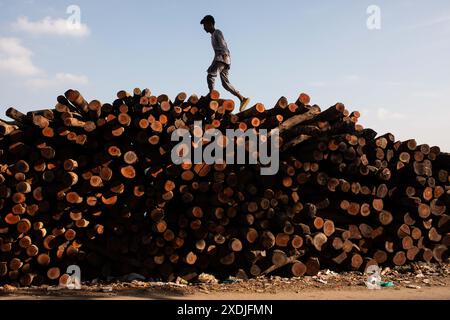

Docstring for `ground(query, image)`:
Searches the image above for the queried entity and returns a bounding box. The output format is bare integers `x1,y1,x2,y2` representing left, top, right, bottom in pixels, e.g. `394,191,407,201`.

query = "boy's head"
200,15,215,33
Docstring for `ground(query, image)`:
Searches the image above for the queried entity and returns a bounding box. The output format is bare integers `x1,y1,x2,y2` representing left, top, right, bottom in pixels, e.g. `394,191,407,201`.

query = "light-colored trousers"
207,61,241,98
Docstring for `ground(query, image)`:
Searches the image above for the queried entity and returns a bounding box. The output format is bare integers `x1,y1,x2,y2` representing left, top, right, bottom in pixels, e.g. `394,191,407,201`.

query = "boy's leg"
220,64,250,111
207,61,220,92
219,64,242,99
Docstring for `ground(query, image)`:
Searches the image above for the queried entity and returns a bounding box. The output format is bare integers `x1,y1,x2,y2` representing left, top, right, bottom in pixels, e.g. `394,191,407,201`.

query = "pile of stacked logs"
0,88,448,286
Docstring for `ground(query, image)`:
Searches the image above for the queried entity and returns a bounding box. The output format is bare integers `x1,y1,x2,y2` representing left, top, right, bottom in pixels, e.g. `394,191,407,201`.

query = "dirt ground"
1,262,449,300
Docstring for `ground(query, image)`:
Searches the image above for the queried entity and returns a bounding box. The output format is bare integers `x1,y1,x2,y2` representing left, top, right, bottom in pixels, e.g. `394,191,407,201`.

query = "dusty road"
1,262,449,300
1,285,449,300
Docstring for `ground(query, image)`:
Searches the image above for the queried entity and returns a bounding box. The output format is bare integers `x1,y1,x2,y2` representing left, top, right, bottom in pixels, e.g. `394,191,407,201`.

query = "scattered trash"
152,281,186,288
380,281,394,287
365,265,382,289
198,273,218,284
175,277,189,285
2,284,17,292
0,262,447,298
222,276,242,284
324,269,338,276
130,280,147,287
415,273,424,278
198,284,210,293
381,267,391,276
46,286,62,291
406,284,421,289
313,276,328,284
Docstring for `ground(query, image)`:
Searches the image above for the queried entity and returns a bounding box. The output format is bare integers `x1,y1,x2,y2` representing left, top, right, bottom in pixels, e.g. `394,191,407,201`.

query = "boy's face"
203,22,214,33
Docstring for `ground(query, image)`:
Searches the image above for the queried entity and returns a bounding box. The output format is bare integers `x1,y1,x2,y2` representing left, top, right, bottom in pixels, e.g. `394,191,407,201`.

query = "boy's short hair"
200,15,215,25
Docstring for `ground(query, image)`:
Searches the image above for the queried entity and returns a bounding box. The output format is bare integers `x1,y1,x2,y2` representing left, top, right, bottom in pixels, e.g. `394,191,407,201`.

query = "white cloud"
26,73,89,89
377,108,406,120
0,37,88,88
12,16,90,37
0,37,42,76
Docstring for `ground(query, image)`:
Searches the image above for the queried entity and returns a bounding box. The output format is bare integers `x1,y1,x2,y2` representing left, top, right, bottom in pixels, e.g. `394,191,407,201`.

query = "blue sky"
1,0,449,150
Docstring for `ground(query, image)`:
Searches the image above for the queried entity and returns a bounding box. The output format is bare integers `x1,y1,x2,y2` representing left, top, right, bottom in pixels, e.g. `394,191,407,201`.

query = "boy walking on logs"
200,15,250,112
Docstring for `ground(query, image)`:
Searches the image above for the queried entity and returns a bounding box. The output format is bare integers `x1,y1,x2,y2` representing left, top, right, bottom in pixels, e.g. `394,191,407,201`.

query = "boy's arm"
214,30,229,56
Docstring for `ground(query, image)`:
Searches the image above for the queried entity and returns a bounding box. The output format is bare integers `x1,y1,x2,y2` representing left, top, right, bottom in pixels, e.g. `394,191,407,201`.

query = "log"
0,88,448,286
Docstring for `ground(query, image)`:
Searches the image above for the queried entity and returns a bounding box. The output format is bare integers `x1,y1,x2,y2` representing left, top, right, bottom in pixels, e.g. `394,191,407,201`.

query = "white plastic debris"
406,284,421,289
415,273,424,278
312,276,328,284
365,265,382,289
324,269,338,276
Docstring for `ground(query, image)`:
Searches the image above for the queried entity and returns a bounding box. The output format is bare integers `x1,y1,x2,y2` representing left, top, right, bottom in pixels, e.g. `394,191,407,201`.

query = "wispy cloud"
26,73,89,89
0,37,42,76
0,37,88,89
12,16,90,37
